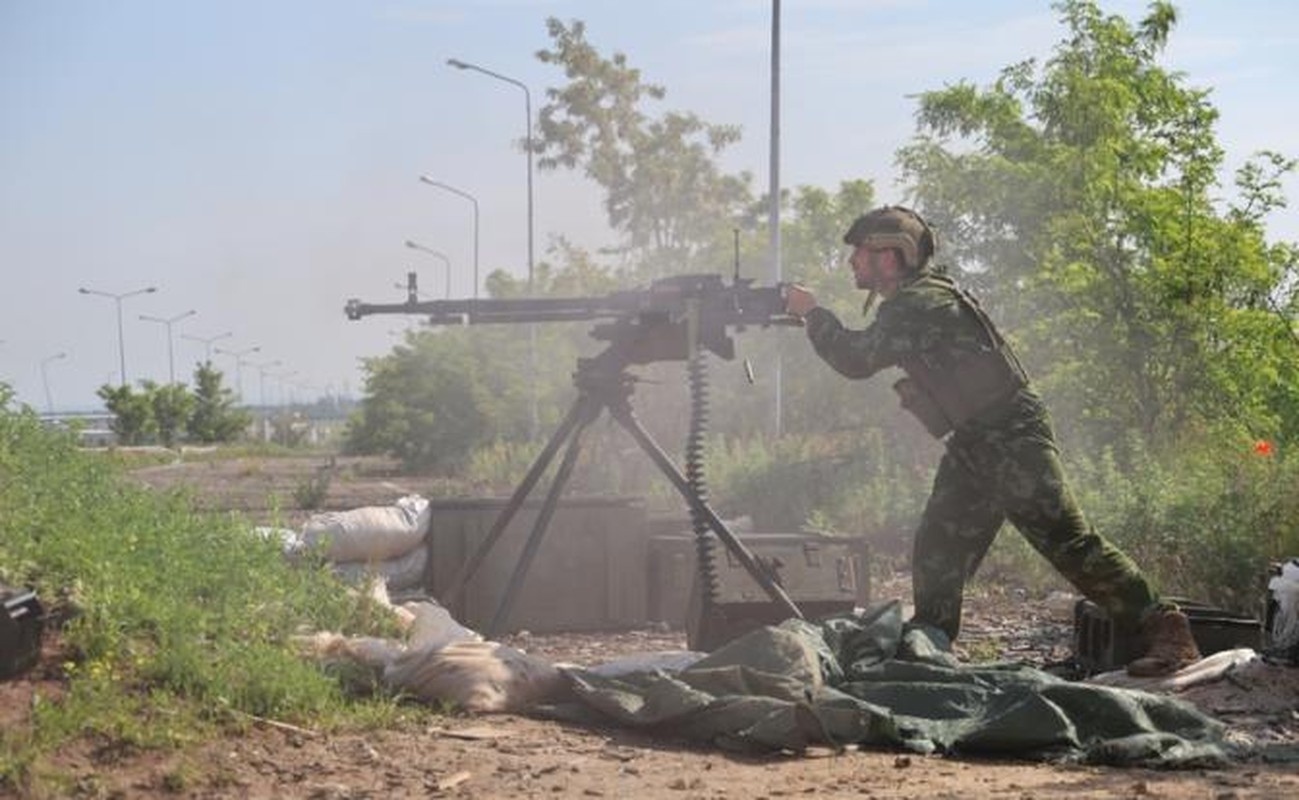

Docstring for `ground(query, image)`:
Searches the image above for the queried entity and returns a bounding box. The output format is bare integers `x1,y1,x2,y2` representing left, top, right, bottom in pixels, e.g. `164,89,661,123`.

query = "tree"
97,383,156,446
533,18,754,275
187,362,251,444
895,0,1298,450
345,331,504,471
147,381,196,448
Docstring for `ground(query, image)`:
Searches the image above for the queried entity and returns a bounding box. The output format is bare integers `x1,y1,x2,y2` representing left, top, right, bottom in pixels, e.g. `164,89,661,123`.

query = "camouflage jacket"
804,270,1042,437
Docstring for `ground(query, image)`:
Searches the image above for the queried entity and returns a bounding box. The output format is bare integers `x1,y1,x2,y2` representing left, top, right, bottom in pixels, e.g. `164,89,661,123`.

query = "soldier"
783,205,1201,676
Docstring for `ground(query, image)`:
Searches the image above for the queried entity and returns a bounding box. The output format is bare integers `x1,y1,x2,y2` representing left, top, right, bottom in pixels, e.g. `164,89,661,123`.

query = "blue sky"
2,1,1296,411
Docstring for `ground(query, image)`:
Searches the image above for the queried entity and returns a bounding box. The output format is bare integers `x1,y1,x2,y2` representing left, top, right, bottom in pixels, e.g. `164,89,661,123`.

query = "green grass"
0,389,428,793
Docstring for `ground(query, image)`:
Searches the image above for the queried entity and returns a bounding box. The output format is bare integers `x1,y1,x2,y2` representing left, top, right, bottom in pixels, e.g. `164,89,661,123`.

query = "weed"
962,637,1005,664
0,394,417,791
293,471,332,510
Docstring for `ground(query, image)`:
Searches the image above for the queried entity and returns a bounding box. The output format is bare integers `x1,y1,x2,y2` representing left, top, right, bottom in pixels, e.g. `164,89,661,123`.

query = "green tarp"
554,601,1230,767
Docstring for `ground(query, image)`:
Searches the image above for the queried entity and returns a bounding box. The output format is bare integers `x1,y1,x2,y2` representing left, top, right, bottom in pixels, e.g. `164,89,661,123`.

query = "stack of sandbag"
302,495,431,592
295,581,565,714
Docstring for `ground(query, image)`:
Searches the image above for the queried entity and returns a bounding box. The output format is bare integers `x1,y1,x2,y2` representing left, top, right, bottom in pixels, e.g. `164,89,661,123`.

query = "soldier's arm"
803,306,901,379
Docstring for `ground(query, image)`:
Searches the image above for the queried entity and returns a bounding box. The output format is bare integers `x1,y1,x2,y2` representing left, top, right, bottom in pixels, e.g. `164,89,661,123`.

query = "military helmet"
842,206,935,271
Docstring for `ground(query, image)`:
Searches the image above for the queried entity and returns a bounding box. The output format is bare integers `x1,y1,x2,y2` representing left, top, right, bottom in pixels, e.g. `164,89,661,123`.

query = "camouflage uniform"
803,269,1162,640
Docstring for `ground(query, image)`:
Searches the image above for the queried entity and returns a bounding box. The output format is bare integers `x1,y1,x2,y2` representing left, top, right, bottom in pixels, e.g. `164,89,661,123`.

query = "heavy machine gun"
346,272,792,362
345,271,805,650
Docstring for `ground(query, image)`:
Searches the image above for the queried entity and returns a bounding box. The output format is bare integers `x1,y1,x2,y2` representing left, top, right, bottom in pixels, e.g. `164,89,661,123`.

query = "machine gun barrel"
344,296,624,325
345,274,801,337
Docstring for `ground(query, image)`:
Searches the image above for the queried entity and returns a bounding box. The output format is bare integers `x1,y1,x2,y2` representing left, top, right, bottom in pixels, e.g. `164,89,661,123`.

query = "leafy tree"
147,381,196,448
345,331,504,470
97,383,156,445
187,362,251,443
895,0,1298,450
533,18,754,275
346,252,636,470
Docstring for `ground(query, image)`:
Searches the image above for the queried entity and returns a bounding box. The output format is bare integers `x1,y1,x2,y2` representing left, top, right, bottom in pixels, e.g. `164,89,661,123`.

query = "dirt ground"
5,455,1299,799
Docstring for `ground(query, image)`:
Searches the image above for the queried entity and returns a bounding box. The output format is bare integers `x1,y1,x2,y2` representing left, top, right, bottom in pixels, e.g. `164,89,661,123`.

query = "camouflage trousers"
910,403,1160,641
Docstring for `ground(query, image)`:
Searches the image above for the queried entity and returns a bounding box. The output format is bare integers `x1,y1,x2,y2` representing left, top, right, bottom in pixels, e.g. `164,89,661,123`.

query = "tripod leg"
440,396,590,608
485,407,596,638
608,404,804,621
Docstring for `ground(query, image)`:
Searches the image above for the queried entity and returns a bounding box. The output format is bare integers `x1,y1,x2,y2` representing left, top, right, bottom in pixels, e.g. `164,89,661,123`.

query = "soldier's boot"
1126,608,1202,677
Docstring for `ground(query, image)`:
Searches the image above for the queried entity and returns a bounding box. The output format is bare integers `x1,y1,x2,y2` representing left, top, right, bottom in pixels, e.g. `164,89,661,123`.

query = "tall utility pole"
78,285,157,387
139,309,196,384
447,58,539,441
769,0,784,437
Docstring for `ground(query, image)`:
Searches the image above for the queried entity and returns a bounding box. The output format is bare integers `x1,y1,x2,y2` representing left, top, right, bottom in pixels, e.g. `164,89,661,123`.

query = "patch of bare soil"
6,456,1296,798
129,455,424,529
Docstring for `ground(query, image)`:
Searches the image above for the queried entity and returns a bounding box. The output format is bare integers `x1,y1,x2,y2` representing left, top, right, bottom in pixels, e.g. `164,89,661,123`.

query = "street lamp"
252,359,282,409
447,57,538,440
446,58,534,300
139,309,197,384
40,352,68,414
180,330,233,364
78,285,157,387
213,345,260,403
417,176,479,305
404,239,452,298
270,369,298,407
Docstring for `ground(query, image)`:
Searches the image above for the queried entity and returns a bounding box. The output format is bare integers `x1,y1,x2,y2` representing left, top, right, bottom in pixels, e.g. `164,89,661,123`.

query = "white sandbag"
402,600,483,652
302,494,430,562
291,631,407,670
384,640,565,713
331,546,429,592
1268,559,1299,652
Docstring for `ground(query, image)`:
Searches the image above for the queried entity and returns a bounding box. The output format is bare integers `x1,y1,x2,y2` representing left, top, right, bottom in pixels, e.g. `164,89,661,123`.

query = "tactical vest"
891,276,1028,439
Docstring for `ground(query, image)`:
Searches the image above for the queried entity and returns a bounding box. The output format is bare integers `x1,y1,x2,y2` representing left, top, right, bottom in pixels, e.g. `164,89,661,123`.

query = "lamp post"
404,239,452,298
180,330,233,364
213,345,260,403
139,309,197,384
446,58,534,299
417,177,479,305
78,285,157,387
447,57,538,440
41,352,67,414
271,369,298,407
252,359,282,409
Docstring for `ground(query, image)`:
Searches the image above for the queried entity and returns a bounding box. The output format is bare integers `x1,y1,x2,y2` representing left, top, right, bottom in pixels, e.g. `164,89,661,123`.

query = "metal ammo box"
648,531,870,631
1,583,44,680
1073,597,1262,674
424,496,649,634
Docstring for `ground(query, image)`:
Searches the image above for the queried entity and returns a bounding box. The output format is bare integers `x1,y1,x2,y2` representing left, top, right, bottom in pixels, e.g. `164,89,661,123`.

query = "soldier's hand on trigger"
784,284,818,318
